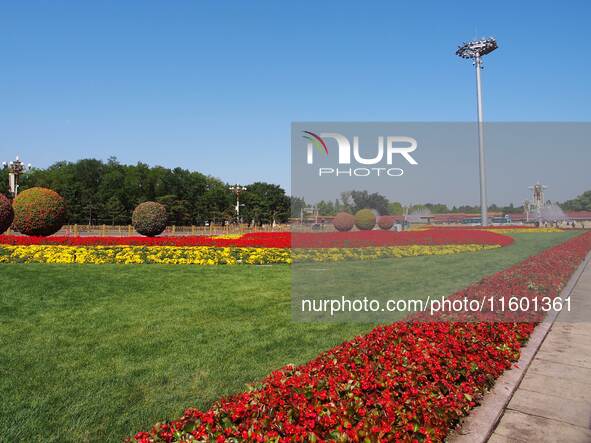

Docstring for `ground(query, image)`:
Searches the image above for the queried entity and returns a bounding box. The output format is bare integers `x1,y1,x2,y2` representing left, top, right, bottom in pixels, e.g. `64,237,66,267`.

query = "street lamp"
229,184,247,222
456,37,498,226
2,155,31,198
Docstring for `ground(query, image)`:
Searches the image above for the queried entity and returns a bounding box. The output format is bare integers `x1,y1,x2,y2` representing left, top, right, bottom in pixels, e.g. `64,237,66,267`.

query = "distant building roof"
565,210,591,220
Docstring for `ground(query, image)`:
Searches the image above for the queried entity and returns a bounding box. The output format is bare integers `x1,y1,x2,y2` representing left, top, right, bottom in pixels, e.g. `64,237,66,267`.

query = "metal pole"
475,55,488,226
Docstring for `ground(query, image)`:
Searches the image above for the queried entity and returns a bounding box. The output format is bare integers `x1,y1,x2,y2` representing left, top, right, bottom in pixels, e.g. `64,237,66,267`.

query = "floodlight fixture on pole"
456,37,498,226
229,184,247,220
2,155,31,198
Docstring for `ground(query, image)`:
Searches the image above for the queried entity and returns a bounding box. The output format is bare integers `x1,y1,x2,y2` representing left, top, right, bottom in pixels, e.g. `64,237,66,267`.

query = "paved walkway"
489,259,591,443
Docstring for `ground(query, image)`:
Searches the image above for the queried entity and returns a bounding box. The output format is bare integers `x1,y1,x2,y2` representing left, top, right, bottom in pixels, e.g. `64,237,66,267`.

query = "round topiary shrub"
0,194,14,234
132,201,167,237
332,212,355,232
12,187,67,236
377,215,395,230
354,209,376,230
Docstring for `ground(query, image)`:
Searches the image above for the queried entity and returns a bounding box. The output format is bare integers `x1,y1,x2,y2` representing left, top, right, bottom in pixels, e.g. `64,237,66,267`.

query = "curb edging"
447,250,591,443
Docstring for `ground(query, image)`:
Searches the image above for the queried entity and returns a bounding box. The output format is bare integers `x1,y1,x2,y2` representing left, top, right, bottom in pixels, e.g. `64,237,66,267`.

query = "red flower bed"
0,232,290,248
129,232,591,443
291,230,513,248
0,229,513,249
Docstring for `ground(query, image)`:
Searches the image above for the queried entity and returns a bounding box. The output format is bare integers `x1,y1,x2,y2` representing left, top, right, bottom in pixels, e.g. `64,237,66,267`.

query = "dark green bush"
354,209,376,230
0,194,14,234
332,212,355,232
13,187,67,236
132,202,168,237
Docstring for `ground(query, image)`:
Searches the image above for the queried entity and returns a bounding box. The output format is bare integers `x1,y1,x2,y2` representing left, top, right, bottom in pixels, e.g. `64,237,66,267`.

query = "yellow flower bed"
0,244,499,265
293,244,498,262
0,245,290,265
211,233,245,239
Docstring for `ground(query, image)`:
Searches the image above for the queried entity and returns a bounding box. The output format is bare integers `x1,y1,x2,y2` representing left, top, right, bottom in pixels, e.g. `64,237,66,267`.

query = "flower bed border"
448,248,591,443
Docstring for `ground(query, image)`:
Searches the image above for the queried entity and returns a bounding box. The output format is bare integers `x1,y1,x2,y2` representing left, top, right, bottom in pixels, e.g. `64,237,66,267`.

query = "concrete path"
489,260,591,443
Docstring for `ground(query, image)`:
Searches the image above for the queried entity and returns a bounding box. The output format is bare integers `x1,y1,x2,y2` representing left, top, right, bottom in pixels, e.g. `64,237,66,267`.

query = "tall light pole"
229,184,247,222
456,37,498,226
2,155,31,198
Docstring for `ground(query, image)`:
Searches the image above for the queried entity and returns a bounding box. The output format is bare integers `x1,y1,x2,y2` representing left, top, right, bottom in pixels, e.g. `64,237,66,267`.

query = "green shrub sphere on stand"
354,209,376,230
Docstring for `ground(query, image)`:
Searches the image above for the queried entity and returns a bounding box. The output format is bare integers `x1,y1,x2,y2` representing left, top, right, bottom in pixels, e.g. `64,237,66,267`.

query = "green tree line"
0,158,290,226
297,190,529,217
561,190,591,211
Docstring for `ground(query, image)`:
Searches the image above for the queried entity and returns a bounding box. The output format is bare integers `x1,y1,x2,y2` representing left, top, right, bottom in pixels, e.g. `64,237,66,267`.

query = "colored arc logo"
302,131,328,155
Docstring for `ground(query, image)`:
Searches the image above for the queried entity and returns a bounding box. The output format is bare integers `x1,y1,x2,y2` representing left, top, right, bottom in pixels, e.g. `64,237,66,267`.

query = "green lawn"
0,232,579,442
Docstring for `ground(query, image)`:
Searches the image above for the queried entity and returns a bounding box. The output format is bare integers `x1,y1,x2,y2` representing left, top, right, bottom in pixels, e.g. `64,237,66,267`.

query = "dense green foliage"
377,215,395,230
132,202,168,236
0,158,289,226
2,159,585,225
354,209,377,230
0,194,14,234
0,232,579,442
239,182,290,225
332,212,355,231
561,190,591,211
307,192,528,217
12,187,67,236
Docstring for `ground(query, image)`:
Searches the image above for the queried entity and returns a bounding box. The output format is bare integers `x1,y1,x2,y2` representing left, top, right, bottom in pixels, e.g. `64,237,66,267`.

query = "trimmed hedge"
12,187,67,236
0,194,14,234
332,212,355,232
132,202,167,237
377,215,395,230
354,209,376,230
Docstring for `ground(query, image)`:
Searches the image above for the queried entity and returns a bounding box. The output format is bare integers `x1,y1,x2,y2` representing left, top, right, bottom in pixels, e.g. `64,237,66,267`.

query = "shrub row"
1,188,168,237
332,210,396,232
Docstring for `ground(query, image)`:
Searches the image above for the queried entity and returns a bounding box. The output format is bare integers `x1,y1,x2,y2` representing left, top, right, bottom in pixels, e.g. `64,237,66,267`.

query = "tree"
16,158,247,226
424,203,449,214
105,196,126,225
290,196,306,218
156,195,192,225
316,200,336,216
0,168,9,195
561,190,591,211
388,201,403,215
348,191,390,215
241,182,290,226
340,192,353,212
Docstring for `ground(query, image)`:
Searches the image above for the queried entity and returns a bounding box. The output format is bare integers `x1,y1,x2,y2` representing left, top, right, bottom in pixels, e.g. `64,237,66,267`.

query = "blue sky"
0,0,590,204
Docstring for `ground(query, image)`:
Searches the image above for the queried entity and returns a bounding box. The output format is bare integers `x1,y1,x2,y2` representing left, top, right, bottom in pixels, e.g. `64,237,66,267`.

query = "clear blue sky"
0,0,590,205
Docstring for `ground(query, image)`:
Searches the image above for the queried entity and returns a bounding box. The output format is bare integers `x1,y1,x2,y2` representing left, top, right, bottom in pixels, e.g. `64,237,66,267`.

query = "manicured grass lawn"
0,232,579,442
